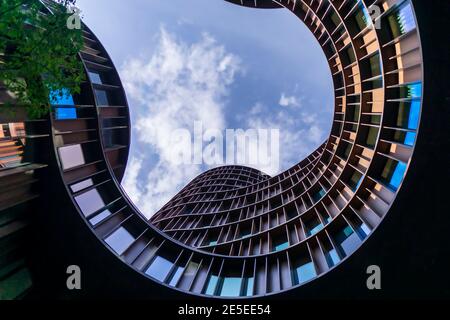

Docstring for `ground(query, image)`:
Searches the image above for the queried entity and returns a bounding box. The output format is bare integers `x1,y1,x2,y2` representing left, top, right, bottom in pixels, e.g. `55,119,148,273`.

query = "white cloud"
244,103,327,173
121,27,242,218
279,93,301,108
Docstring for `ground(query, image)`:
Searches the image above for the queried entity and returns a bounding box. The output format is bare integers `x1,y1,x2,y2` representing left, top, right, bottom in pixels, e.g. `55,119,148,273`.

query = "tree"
0,0,85,119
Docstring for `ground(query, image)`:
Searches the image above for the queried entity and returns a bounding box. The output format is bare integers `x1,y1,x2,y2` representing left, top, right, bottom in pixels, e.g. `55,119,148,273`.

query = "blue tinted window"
104,226,134,255
204,274,219,295
305,215,324,236
312,188,326,203
293,261,316,285
89,209,112,226
168,266,184,286
50,88,74,105
397,3,416,34
355,222,371,239
335,225,361,256
325,248,340,267
274,241,289,252
88,71,103,84
50,89,77,119
219,277,242,297
404,132,416,146
388,161,407,190
407,101,420,129
95,90,109,105
243,277,254,296
55,108,77,120
403,82,422,99
145,256,173,282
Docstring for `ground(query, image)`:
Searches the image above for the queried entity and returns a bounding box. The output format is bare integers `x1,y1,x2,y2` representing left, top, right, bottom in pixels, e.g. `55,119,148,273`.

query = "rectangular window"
50,88,75,106
393,130,416,146
365,126,379,148
348,171,363,191
311,188,326,203
272,234,289,252
89,209,112,226
353,2,371,30
292,261,316,285
55,108,77,120
387,3,416,38
380,159,407,191
50,88,77,120
325,248,340,267
334,225,361,256
305,215,324,237
104,226,135,255
88,71,103,84
58,144,85,170
203,274,219,295
243,277,254,296
218,277,242,297
145,256,174,282
168,265,184,286
95,89,109,106
74,188,105,217
70,178,94,193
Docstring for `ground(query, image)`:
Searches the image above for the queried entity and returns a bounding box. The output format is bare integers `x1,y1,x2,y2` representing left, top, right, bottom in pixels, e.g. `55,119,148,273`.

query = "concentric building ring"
2,0,446,300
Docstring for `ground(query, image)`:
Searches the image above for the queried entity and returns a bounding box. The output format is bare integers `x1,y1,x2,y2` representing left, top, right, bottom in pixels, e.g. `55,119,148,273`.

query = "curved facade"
2,0,443,300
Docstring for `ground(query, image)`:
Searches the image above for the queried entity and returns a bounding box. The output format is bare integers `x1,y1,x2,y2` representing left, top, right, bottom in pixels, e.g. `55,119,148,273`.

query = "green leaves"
0,0,85,119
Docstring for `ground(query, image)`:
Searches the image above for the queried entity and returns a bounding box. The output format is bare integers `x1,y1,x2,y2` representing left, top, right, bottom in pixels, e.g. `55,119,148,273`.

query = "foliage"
0,0,85,119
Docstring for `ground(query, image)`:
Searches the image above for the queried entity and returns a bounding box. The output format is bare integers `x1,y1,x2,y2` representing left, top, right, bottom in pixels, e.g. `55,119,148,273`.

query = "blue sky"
76,0,333,217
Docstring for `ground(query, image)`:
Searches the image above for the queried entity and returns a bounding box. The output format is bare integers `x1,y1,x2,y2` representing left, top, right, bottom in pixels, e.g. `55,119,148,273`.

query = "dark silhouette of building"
0,0,449,300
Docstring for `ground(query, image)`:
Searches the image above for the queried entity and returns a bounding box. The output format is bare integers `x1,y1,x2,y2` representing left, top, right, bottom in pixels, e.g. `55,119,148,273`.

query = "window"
168,265,184,286
394,131,416,146
58,144,85,170
365,126,379,148
50,88,74,106
380,159,407,191
70,178,94,193
354,222,371,239
369,53,381,77
88,71,103,84
311,188,326,203
218,277,242,297
353,2,371,30
348,171,363,191
203,274,219,295
50,88,77,120
145,256,174,282
335,225,361,256
387,3,416,38
89,209,112,226
272,234,289,252
325,248,340,267
95,89,109,105
292,260,316,285
242,277,254,296
104,227,135,255
74,188,105,217
305,215,324,237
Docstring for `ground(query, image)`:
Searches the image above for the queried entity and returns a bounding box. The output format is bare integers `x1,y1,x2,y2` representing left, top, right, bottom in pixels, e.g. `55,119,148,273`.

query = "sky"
76,0,334,218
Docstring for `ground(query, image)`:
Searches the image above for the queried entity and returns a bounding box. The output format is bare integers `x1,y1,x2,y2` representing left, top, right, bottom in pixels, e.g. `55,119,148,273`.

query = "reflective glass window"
145,256,173,282
58,144,85,170
104,226,135,255
74,188,105,217
292,261,316,285
335,225,361,256
219,277,242,297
